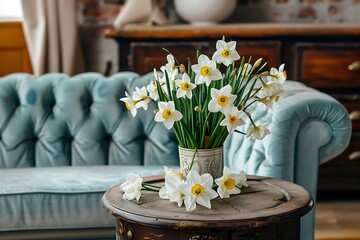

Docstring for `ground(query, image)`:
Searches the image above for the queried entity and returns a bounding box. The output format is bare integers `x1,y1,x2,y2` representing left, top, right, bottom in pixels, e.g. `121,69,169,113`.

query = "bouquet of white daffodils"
121,38,287,149
120,166,248,212
119,37,287,211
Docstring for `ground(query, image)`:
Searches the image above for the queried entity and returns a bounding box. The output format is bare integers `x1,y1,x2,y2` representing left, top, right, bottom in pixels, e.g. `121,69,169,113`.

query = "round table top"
102,175,313,229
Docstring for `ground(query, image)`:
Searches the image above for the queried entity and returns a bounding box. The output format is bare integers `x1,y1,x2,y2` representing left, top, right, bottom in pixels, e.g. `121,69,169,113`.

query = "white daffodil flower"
215,166,248,199
208,85,237,113
236,170,248,188
191,54,222,86
154,101,183,129
120,91,137,117
212,40,240,66
133,86,151,110
160,166,187,204
246,123,271,141
175,73,196,99
160,54,178,81
267,63,287,84
258,95,280,110
178,170,218,212
159,73,176,95
163,173,186,207
259,81,283,98
220,107,245,133
120,173,143,201
146,81,159,101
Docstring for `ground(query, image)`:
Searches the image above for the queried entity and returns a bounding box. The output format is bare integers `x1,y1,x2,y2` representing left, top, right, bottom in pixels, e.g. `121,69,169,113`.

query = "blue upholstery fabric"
0,72,178,168
0,72,351,240
0,166,171,231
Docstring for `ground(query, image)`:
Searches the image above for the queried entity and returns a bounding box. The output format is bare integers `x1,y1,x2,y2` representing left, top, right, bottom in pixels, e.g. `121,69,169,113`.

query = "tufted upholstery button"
87,99,93,108
49,101,55,109
105,134,112,142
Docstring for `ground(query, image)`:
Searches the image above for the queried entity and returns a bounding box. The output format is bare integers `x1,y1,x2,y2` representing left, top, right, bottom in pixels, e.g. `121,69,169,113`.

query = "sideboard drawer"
343,102,360,131
130,41,282,74
294,43,360,88
318,134,360,191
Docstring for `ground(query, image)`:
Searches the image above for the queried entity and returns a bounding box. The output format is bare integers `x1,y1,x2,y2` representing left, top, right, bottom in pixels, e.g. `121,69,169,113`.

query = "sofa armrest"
225,80,351,182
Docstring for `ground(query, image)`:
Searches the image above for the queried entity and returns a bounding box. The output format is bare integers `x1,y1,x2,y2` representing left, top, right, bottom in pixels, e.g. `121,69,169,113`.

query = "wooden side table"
101,175,313,240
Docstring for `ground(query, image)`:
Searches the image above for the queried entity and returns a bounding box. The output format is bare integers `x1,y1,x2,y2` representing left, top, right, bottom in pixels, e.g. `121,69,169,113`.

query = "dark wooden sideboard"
105,23,360,192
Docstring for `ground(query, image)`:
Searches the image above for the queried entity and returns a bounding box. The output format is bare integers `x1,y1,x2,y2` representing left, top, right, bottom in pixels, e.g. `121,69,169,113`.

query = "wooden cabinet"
293,43,360,88
293,42,360,191
105,23,360,192
129,41,282,74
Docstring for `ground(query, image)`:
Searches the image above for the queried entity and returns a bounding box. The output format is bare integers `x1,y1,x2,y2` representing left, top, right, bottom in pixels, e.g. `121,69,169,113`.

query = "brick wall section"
77,0,359,73
230,0,360,23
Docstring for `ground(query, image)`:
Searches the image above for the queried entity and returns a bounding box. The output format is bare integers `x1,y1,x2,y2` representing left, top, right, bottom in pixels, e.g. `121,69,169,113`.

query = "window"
0,0,23,20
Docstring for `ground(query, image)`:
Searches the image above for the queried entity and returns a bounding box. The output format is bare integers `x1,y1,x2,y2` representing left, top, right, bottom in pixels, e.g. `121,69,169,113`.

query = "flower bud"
153,68,159,81
179,64,186,73
194,106,201,112
253,58,263,69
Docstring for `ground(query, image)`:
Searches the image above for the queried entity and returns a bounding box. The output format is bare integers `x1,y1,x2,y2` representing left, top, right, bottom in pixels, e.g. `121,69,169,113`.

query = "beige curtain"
21,0,84,76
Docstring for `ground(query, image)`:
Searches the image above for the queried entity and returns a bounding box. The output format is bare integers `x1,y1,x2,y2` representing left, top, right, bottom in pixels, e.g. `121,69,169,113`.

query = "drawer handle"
349,110,360,121
349,151,360,161
348,61,360,71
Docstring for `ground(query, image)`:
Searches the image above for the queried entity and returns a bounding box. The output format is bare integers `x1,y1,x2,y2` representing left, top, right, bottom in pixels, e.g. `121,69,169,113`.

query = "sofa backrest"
0,72,179,168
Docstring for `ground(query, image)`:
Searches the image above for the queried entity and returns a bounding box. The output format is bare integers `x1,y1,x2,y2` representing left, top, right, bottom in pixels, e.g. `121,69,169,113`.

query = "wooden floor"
315,196,360,240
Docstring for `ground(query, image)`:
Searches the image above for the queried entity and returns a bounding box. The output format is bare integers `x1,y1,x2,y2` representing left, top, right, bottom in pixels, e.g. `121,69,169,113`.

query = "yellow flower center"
221,49,230,58
162,109,173,119
223,178,235,190
125,102,131,111
178,172,185,180
229,116,237,125
200,66,211,76
141,94,147,99
191,184,205,196
217,95,229,107
181,82,190,91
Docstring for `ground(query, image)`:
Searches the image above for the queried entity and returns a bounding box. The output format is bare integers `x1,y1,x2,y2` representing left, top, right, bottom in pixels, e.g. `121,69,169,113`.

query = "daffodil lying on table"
120,166,248,212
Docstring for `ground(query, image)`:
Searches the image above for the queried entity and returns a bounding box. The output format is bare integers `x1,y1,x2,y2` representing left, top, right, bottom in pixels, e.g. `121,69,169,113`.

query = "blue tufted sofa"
0,72,351,240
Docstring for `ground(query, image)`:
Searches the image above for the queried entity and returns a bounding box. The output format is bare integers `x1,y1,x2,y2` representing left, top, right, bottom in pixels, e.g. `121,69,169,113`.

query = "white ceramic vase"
178,146,223,179
174,0,237,25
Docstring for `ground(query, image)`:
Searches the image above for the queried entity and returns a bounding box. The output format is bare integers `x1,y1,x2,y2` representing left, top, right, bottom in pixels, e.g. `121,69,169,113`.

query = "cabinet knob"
349,110,360,121
349,151,360,161
348,61,360,71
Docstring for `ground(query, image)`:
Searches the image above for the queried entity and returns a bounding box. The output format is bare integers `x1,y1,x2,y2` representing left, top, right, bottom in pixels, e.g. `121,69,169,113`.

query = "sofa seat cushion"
0,166,171,231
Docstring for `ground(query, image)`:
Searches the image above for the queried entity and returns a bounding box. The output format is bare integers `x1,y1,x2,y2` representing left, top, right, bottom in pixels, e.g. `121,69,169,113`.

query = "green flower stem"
242,99,258,112
235,129,246,135
142,183,161,192
189,148,197,172
205,115,225,149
